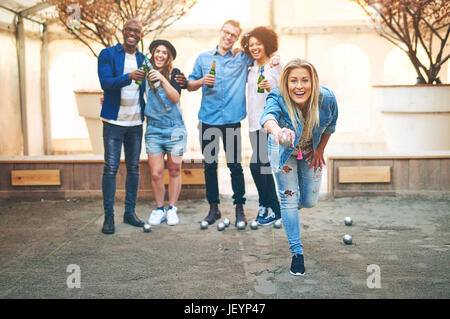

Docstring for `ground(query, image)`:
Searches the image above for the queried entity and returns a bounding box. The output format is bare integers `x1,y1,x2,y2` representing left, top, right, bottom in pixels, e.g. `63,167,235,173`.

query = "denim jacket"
259,86,338,170
97,43,146,121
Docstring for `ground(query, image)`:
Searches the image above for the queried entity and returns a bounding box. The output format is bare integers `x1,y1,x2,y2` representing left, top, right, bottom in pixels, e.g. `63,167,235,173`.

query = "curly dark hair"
240,26,278,58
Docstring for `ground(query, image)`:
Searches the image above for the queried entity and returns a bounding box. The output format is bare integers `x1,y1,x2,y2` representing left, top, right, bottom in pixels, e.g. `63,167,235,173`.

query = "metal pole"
269,0,275,30
41,23,52,155
16,15,29,155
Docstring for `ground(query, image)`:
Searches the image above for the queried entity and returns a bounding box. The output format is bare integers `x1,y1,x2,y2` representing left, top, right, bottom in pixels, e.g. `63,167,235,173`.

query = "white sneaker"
148,209,167,225
166,206,179,226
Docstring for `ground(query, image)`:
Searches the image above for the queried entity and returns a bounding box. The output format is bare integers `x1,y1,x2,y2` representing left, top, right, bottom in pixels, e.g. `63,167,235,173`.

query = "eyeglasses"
124,27,141,34
221,29,239,40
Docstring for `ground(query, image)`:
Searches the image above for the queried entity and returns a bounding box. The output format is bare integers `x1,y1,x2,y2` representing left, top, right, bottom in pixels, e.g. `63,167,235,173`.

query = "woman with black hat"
144,39,187,227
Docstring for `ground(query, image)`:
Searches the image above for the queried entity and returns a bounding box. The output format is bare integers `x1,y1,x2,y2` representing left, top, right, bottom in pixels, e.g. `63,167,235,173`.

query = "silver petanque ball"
143,223,151,233
344,216,353,226
274,219,282,229
250,221,258,230
280,132,292,147
217,222,226,231
343,234,352,245
236,221,246,230
200,220,209,230
223,218,230,228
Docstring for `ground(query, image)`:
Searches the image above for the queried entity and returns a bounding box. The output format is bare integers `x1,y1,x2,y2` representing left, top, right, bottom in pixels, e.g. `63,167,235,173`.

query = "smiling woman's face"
288,67,312,107
153,45,169,68
248,36,267,61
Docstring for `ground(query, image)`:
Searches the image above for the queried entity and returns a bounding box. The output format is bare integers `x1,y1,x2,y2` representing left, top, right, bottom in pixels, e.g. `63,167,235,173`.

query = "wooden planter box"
0,155,205,200
327,152,450,197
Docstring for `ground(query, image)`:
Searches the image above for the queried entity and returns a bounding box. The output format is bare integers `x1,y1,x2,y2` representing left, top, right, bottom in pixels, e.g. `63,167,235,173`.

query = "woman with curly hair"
240,26,282,226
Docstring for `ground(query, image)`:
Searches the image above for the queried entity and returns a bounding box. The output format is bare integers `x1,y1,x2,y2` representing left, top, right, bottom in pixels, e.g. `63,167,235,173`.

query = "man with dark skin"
97,18,148,234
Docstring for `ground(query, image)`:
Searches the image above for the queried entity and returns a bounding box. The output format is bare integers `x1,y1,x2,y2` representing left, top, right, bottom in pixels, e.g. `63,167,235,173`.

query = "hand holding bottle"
258,79,271,92
203,74,216,87
148,69,163,82
129,69,146,82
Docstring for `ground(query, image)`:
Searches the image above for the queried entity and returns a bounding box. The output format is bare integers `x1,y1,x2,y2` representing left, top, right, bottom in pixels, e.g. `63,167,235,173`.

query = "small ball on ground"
274,219,282,229
236,221,246,230
143,223,151,233
200,220,209,230
250,221,258,230
344,216,353,226
343,234,352,245
217,222,226,231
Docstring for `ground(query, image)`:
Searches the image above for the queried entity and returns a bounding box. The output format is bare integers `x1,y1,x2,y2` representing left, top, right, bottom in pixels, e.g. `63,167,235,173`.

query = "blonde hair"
221,19,242,35
279,59,320,140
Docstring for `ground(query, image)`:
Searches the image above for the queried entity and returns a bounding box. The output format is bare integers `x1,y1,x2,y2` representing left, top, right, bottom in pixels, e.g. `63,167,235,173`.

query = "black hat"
149,39,177,60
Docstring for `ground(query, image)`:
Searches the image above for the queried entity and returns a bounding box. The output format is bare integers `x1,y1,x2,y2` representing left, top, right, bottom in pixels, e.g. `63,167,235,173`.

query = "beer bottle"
207,60,216,88
147,57,162,88
135,58,149,86
257,65,265,93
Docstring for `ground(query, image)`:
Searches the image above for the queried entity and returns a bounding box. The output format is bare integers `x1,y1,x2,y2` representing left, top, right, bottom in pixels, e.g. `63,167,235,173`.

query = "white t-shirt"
247,61,283,132
103,53,143,126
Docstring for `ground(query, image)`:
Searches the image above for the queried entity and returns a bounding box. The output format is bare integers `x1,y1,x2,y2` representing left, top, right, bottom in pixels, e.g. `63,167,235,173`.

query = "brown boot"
204,203,221,225
235,204,247,227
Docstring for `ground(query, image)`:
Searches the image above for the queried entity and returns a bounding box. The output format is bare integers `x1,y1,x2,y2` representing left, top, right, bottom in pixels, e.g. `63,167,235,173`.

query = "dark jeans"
249,129,281,217
102,121,143,218
199,121,246,205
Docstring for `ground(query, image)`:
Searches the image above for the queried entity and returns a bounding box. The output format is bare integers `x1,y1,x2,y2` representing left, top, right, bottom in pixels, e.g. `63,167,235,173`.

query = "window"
321,44,371,132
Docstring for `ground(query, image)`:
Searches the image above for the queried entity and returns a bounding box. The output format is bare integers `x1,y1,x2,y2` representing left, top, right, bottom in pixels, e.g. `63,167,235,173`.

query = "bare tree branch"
351,0,450,83
47,0,197,57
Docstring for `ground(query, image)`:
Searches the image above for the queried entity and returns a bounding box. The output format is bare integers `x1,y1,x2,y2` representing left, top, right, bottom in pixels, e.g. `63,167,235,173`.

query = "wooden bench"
327,152,450,197
0,155,205,200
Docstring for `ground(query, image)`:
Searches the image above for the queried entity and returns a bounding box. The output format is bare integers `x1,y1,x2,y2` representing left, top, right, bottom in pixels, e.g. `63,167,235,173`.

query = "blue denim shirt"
260,86,338,170
188,47,253,125
97,43,146,121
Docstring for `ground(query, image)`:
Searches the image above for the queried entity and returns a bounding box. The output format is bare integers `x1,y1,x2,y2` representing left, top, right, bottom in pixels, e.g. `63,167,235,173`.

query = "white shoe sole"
148,217,166,226
258,220,276,226
290,270,305,276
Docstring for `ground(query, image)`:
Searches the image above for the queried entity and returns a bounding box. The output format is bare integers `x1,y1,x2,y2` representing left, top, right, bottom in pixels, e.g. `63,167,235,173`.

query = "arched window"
384,46,428,84
321,44,371,132
49,50,100,139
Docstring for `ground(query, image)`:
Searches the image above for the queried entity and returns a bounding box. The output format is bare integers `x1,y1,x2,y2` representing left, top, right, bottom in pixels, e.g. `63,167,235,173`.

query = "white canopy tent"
0,0,52,155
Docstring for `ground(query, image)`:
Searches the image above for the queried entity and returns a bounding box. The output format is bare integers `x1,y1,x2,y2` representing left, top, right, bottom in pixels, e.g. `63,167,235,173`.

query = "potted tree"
49,0,196,153
351,0,449,151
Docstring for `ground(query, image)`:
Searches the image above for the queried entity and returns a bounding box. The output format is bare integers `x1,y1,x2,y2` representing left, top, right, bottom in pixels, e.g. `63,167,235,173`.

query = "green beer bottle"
257,65,265,93
207,60,216,88
135,57,150,86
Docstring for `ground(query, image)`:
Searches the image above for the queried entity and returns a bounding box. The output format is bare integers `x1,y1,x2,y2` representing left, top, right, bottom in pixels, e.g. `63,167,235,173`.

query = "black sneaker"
255,206,267,224
290,254,305,276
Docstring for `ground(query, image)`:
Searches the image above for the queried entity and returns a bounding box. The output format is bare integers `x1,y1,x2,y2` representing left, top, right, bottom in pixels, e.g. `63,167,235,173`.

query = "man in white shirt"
97,18,147,234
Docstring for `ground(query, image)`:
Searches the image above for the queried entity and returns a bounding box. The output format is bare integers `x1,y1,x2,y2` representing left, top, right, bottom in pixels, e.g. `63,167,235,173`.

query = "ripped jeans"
274,155,323,255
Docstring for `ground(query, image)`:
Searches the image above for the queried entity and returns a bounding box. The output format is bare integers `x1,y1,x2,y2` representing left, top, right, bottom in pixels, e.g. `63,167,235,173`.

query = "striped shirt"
103,53,143,126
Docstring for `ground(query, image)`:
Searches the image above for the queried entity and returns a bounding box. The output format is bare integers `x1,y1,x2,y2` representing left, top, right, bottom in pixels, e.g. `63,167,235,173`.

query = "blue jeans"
102,121,143,218
274,155,323,255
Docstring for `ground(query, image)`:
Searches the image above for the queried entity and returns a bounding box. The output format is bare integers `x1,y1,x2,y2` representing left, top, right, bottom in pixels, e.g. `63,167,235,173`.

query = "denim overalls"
144,83,187,156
